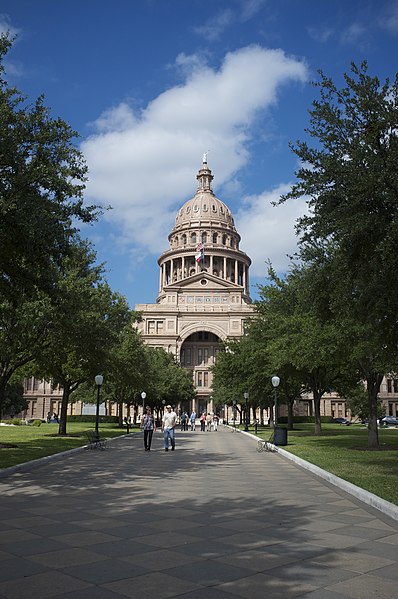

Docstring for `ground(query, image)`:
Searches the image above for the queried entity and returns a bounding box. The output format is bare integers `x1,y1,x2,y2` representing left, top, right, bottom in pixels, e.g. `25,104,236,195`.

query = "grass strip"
0,422,133,470
256,423,398,506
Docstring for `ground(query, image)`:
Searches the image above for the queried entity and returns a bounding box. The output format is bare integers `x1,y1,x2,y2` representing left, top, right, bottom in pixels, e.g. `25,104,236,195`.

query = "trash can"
274,427,288,446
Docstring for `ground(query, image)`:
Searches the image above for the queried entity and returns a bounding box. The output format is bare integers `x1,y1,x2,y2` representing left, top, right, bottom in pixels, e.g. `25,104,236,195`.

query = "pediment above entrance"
164,271,241,293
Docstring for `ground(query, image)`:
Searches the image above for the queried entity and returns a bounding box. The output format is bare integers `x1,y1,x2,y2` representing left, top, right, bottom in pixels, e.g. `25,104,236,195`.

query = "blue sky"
1,0,398,308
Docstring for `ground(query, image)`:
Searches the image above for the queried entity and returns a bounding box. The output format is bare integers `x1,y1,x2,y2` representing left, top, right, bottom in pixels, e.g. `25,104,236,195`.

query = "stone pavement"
0,426,398,599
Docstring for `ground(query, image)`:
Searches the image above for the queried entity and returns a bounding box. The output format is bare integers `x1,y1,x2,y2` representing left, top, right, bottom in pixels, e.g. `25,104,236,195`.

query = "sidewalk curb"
241,429,398,522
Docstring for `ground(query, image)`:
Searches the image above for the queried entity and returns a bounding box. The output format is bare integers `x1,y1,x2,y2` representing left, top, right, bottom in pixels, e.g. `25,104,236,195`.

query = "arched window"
222,234,227,245
191,233,196,244
182,234,187,245
212,233,218,244
202,232,207,243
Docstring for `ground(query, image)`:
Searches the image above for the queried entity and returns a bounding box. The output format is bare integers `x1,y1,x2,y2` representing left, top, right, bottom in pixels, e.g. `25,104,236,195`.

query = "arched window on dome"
212,232,218,244
202,232,207,244
191,233,197,244
222,234,227,245
231,238,235,249
212,205,217,213
182,234,187,245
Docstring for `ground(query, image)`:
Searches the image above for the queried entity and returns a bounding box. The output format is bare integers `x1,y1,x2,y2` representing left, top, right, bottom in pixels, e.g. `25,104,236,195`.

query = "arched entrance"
180,331,222,415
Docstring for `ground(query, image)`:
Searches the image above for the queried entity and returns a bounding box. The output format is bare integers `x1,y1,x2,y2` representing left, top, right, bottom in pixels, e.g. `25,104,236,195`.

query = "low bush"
32,419,42,427
67,415,119,424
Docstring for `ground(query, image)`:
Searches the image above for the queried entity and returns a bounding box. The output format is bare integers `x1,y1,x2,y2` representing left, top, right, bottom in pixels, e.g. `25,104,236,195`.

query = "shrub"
32,419,42,427
67,415,119,424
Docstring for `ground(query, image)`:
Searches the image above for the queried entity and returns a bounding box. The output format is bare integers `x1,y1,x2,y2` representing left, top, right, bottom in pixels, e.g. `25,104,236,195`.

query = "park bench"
85,430,107,450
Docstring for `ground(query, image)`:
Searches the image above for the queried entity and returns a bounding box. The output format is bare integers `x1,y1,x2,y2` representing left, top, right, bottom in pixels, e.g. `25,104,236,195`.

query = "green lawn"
256,423,398,506
0,422,133,470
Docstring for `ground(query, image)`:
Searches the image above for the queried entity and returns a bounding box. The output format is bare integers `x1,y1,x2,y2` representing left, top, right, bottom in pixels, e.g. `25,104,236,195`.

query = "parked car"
380,416,398,426
332,418,351,425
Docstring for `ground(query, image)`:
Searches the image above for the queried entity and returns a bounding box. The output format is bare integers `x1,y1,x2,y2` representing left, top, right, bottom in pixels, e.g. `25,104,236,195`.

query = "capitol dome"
172,158,236,234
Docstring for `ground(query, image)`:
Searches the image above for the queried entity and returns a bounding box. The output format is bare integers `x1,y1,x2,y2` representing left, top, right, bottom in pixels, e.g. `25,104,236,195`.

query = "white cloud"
194,9,234,41
0,13,21,37
194,0,267,41
340,22,367,45
307,26,334,43
236,184,307,278
81,45,308,261
378,2,398,32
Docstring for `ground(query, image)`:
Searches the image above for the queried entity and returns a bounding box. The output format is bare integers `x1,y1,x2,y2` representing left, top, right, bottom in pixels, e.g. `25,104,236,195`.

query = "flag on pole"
195,243,204,263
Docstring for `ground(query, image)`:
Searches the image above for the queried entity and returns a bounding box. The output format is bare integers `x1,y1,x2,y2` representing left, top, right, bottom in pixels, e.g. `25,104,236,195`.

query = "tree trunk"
58,385,70,435
313,389,322,435
367,372,383,448
287,399,294,430
118,400,123,427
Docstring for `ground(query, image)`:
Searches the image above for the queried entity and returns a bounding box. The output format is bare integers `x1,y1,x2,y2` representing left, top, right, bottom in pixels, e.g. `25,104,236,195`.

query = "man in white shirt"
162,404,177,451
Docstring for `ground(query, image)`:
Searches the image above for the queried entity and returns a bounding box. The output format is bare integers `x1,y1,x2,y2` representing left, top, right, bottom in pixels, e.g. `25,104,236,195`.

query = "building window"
185,348,192,365
191,233,196,244
394,380,398,393
33,378,39,391
202,233,207,243
387,379,392,393
156,321,164,334
182,234,187,245
148,321,155,334
203,372,208,387
198,349,203,365
212,233,217,243
197,372,203,387
203,349,209,364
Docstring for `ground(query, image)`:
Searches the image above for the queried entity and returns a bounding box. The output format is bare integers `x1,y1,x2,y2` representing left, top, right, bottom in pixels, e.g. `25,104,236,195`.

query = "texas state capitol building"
20,157,398,421
135,156,254,416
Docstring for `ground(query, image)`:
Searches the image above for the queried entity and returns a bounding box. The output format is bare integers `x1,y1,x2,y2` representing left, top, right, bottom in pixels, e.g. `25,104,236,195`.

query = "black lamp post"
141,391,146,417
244,391,249,431
272,376,280,427
94,374,104,439
232,400,236,430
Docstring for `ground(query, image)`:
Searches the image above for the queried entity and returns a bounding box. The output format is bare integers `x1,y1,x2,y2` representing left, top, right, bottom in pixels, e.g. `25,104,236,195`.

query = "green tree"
0,34,98,418
2,379,26,418
33,239,131,435
144,348,195,409
256,266,351,435
0,34,97,301
280,62,398,446
105,324,148,426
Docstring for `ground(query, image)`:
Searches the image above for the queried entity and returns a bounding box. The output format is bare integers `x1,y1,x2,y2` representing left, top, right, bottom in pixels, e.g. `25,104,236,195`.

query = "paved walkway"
0,427,397,599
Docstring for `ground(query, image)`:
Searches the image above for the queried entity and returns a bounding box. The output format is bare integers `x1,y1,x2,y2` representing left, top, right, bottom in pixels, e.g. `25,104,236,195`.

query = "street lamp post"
232,400,236,431
244,392,249,431
271,376,280,427
141,391,146,421
94,374,104,439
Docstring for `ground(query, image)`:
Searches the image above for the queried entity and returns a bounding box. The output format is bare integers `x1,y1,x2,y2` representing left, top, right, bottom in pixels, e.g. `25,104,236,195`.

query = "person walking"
162,404,177,451
213,413,219,431
141,407,156,451
200,412,206,432
206,412,212,432
190,410,196,431
180,411,188,431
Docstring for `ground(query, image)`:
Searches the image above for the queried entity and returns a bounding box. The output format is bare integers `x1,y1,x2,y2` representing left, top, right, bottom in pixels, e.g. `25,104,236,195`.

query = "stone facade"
135,157,254,415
